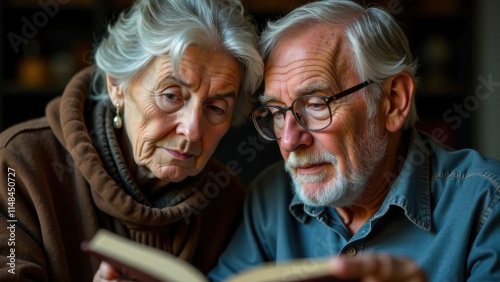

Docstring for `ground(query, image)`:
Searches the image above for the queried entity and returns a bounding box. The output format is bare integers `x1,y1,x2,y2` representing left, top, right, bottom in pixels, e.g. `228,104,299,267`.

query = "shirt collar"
289,128,433,230
374,128,432,230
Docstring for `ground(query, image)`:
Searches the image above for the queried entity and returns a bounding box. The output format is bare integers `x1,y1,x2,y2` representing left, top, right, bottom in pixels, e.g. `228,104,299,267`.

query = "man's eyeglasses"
250,80,372,141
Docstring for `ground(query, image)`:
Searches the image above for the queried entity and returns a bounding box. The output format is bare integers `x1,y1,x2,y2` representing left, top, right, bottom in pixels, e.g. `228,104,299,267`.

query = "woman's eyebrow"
155,75,237,99
155,75,193,89
212,91,237,99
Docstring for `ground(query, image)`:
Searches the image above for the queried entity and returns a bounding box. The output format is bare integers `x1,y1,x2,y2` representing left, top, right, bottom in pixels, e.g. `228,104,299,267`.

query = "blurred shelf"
1,0,474,150
2,82,64,96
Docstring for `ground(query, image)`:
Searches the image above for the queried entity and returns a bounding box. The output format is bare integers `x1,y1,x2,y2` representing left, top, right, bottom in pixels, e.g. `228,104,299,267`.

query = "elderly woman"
0,0,262,281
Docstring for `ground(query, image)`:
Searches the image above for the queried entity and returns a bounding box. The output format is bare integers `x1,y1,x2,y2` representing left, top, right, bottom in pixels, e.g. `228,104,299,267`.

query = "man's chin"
295,189,328,207
292,179,326,201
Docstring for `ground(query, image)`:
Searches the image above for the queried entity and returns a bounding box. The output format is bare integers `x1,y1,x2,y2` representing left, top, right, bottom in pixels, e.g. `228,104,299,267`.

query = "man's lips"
295,163,327,174
166,149,195,160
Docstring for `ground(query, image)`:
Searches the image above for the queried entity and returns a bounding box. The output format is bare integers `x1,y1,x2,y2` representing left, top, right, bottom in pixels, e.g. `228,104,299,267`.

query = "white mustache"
286,150,338,169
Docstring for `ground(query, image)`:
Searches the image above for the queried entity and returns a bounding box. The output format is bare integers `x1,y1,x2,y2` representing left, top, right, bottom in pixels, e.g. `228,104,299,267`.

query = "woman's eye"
204,100,230,124
207,105,225,114
205,100,228,115
163,93,179,101
155,88,183,112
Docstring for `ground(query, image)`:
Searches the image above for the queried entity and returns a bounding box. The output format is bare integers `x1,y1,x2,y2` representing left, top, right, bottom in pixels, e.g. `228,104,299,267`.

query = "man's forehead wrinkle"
266,56,333,76
263,25,355,102
266,53,347,91
304,25,351,86
330,34,350,88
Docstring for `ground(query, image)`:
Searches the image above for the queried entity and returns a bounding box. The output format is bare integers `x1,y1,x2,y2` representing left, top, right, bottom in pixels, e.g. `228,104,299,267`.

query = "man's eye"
273,111,284,118
267,107,283,118
300,95,328,112
307,103,327,110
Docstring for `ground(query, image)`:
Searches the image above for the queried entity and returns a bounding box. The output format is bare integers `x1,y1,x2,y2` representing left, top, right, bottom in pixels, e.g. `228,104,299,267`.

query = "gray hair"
92,0,263,125
260,0,418,128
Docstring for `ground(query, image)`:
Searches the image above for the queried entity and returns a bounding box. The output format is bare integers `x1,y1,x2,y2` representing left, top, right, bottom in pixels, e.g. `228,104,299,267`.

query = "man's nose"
278,112,311,152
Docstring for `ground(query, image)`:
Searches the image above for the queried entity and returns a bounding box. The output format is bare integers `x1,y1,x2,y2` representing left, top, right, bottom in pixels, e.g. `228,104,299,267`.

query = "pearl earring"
113,104,123,129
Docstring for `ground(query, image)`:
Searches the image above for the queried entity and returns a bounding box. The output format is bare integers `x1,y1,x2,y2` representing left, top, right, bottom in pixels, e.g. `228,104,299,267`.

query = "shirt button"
346,247,357,256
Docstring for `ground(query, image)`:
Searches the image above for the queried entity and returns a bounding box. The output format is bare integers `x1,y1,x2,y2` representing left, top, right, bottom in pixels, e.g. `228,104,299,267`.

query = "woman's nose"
176,105,203,142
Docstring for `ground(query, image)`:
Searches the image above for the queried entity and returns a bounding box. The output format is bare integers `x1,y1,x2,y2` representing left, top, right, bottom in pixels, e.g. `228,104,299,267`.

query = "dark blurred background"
1,0,499,184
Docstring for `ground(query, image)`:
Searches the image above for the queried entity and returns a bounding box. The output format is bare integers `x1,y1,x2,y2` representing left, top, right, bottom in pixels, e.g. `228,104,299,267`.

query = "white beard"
284,117,387,207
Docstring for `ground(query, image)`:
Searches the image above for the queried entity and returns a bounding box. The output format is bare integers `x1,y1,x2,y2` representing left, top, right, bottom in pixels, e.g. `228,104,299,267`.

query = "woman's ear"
382,72,415,132
106,74,124,107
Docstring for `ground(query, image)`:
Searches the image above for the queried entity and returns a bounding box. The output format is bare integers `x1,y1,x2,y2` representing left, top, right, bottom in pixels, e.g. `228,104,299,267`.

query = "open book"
82,229,356,282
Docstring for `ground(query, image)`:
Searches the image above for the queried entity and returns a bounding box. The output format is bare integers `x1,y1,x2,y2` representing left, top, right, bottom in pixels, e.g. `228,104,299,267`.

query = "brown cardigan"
0,67,245,281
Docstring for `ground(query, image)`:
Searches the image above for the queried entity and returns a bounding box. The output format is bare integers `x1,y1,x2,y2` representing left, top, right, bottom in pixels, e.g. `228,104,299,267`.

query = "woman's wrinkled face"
111,46,241,182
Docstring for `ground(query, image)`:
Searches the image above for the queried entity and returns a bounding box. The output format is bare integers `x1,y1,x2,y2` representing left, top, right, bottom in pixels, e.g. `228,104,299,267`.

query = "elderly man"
209,0,500,281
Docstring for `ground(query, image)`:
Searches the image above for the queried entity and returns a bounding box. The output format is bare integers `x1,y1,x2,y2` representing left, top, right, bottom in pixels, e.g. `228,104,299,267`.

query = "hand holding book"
83,229,424,282
83,229,353,282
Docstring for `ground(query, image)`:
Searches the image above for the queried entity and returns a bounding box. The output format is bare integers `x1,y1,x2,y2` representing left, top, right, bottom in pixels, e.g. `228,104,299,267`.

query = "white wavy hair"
92,0,263,125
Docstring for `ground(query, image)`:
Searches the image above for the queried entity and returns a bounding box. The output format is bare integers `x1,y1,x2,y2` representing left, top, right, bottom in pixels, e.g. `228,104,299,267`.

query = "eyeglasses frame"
250,80,373,141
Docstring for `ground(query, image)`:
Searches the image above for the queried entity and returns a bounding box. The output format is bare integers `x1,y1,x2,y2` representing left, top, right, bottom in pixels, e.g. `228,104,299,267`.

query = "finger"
398,256,427,282
379,255,427,282
93,261,121,282
331,253,380,279
331,254,427,282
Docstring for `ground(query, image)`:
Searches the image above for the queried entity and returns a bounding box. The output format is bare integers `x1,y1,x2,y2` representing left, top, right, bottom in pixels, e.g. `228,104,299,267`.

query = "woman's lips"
166,149,195,160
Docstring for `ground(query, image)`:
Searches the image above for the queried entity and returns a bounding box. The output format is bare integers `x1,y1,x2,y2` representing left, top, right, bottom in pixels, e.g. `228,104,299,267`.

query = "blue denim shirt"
209,130,500,282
